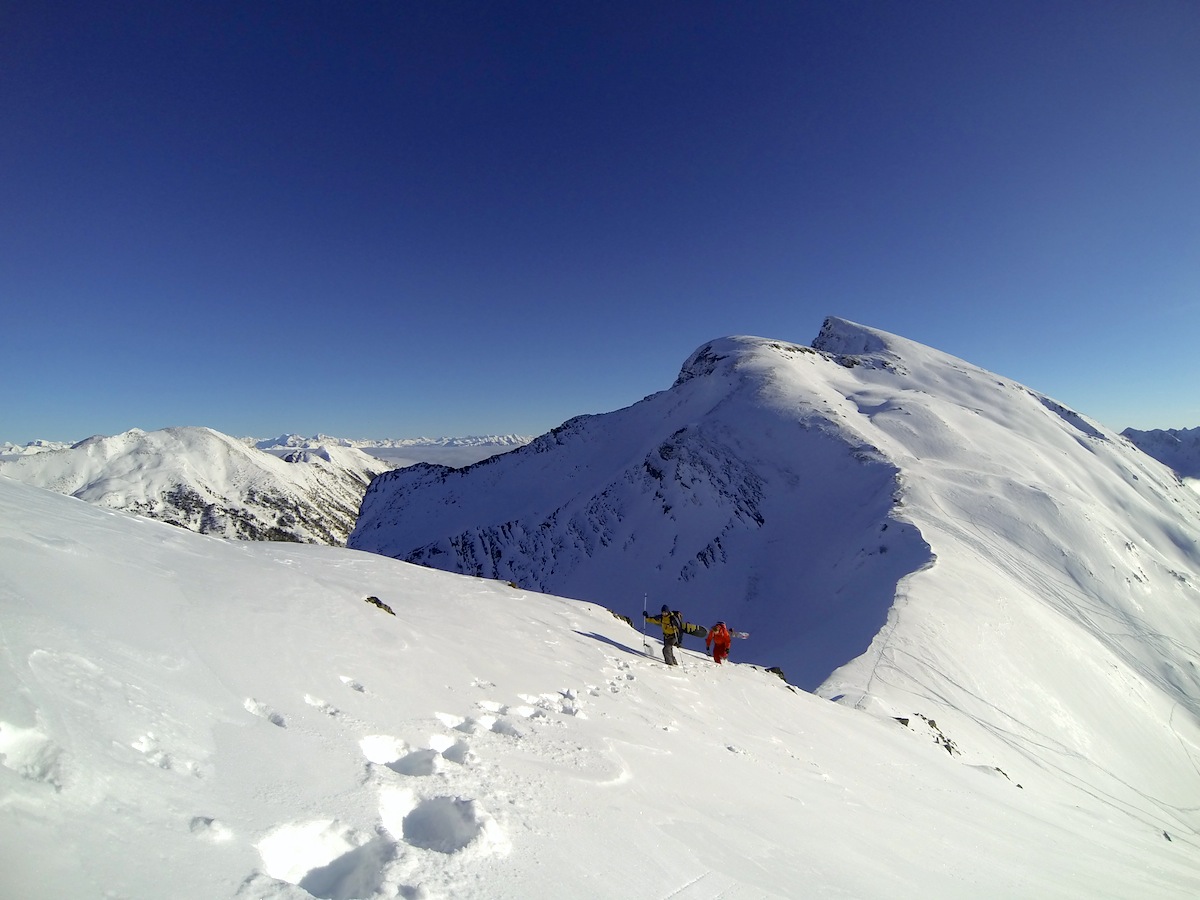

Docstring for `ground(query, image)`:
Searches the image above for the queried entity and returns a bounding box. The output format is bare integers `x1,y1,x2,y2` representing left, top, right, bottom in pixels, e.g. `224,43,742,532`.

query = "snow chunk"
0,720,64,789
255,819,389,898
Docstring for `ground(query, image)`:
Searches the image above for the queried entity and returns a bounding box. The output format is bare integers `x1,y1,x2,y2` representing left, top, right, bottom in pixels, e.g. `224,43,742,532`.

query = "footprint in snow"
243,698,286,728
253,818,393,900
360,734,476,775
380,786,509,856
339,676,366,693
602,657,638,693
131,732,204,777
303,694,339,716
515,690,588,720
245,786,508,896
189,816,234,842
429,734,475,765
477,698,550,722
436,710,521,738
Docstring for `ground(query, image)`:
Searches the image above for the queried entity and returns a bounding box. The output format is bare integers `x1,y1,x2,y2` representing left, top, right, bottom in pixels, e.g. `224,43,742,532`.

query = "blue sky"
3,1,1198,443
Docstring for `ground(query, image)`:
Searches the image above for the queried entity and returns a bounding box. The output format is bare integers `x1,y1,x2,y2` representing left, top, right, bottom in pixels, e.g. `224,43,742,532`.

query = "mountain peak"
673,318,911,390
350,317,1200,791
812,316,896,357
673,335,765,386
0,425,392,544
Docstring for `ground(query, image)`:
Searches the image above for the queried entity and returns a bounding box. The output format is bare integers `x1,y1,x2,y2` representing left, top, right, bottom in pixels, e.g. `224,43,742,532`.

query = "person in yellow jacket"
643,604,683,666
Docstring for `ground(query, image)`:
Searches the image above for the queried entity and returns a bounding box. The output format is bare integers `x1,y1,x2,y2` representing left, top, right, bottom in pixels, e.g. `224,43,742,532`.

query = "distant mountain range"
0,439,72,456
253,433,533,469
0,429,529,545
1122,426,1200,481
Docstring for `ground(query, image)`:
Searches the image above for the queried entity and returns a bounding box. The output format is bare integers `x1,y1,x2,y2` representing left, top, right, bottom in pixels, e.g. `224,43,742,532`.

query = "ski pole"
641,592,648,651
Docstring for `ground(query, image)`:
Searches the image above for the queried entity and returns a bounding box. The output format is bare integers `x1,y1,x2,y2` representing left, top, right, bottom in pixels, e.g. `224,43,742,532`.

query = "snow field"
3,477,1199,897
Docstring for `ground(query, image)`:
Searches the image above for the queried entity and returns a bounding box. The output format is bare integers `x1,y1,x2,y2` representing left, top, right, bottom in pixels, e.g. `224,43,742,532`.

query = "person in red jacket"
706,621,733,664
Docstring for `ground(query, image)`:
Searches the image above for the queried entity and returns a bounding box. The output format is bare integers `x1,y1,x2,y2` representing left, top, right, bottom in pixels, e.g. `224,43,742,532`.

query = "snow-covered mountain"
3,475,1198,898
255,434,532,469
0,426,392,545
351,318,1200,805
0,439,71,457
1123,425,1200,480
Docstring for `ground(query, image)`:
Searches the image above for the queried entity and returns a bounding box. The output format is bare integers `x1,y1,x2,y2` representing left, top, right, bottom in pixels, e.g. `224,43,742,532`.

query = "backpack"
669,610,684,646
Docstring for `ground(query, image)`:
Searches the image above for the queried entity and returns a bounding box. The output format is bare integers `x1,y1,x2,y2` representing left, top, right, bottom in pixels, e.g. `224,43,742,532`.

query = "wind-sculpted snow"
804,321,1200,820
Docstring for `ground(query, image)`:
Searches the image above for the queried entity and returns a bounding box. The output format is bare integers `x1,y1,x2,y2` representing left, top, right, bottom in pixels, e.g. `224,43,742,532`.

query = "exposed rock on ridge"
350,312,1200,796
351,323,935,688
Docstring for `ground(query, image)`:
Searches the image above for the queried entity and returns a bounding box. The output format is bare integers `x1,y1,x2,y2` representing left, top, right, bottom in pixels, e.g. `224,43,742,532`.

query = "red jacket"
706,623,731,649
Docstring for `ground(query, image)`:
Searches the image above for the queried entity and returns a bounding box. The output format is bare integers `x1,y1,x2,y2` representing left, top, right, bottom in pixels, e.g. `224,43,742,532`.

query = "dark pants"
662,637,678,666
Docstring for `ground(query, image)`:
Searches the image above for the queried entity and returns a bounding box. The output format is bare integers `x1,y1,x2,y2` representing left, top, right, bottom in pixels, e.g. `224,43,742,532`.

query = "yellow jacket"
645,611,681,639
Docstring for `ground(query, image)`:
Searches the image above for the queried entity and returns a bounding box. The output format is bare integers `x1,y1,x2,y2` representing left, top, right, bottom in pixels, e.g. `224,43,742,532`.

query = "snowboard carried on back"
683,621,750,656
682,621,748,639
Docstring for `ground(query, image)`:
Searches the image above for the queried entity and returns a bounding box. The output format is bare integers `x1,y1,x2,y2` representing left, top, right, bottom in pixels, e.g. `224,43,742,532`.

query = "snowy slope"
350,318,1200,836
351,321,1200,685
0,426,391,545
351,335,930,690
2,476,1198,899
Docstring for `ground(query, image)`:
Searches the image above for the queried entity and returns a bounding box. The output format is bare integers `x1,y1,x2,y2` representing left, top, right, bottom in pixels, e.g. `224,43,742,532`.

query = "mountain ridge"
0,430,532,544
349,317,1200,813
1123,425,1200,480
0,426,390,545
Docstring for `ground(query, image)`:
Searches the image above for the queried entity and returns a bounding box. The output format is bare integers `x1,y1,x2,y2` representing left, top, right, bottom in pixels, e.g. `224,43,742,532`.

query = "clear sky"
3,1,1198,444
